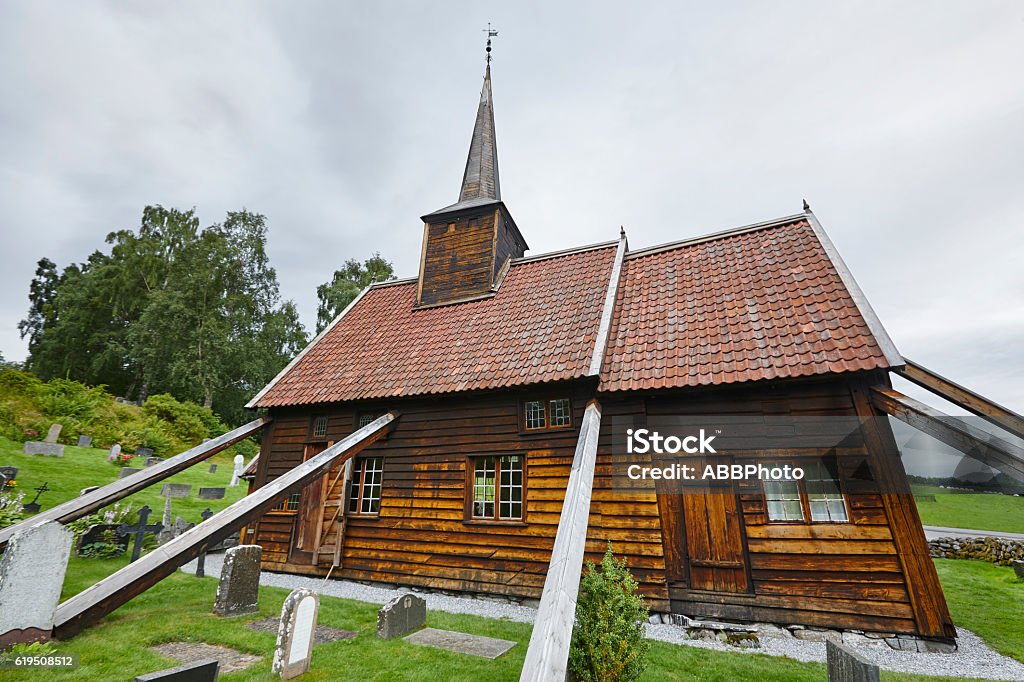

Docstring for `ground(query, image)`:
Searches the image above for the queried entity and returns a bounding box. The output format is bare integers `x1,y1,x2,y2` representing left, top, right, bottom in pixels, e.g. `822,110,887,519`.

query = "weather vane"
483,22,498,64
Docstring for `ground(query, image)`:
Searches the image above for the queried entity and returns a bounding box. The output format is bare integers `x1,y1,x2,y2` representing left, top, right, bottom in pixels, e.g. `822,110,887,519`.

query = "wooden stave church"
241,64,955,642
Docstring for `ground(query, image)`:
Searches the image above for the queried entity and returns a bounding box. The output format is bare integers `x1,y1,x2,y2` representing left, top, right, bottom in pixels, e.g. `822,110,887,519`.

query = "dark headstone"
827,640,880,682
120,467,142,478
118,505,164,563
161,483,192,499
377,593,426,639
76,524,129,556
198,487,225,500
136,446,155,459
146,456,163,467
213,545,262,617
134,659,219,682
1012,559,1024,580
208,464,218,474
272,588,319,679
23,441,64,457
77,435,93,447
0,466,17,483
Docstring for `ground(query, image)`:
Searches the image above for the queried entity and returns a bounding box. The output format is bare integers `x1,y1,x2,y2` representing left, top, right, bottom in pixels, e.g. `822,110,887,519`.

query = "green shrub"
80,529,127,559
569,544,650,682
0,490,26,529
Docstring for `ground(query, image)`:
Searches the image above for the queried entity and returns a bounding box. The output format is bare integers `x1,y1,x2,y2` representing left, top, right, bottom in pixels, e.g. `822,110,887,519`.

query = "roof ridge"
625,213,807,260
512,239,618,265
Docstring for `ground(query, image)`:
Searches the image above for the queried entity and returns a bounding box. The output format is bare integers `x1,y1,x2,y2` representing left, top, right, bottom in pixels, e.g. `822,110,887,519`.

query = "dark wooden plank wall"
250,385,670,610
641,375,938,635
419,211,498,306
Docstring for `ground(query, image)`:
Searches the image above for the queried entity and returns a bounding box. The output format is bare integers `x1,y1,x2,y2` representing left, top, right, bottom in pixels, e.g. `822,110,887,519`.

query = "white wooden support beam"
520,400,602,682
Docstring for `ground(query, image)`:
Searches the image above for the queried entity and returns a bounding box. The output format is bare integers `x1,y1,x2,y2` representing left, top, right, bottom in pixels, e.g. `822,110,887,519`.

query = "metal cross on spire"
483,23,498,64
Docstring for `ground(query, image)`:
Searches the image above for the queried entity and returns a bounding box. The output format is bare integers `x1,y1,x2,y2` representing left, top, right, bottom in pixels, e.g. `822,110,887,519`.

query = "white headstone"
272,588,320,680
0,521,74,646
108,443,122,461
230,454,245,487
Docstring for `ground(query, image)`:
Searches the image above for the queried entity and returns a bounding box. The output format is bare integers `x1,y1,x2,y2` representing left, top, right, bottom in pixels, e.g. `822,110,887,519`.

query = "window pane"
474,457,496,518
498,455,523,519
805,456,847,522
764,474,804,521
313,416,328,438
525,401,546,429
550,399,571,427
357,413,378,429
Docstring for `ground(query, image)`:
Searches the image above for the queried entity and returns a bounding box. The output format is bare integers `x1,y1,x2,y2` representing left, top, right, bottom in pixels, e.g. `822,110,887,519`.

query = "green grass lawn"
912,484,1024,534
0,556,1011,681
0,436,249,525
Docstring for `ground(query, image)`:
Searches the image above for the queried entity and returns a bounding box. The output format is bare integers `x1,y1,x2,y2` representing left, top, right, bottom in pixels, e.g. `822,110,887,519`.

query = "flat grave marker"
120,467,142,478
404,628,517,659
23,441,64,457
272,588,319,680
213,545,262,617
149,642,260,674
377,593,426,640
0,520,74,647
134,659,219,682
199,487,226,500
161,483,193,498
77,435,93,447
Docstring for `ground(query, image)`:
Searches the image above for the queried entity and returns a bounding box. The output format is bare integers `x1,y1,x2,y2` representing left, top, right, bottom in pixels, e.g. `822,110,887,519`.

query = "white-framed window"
471,455,523,521
764,477,804,521
805,459,850,522
523,398,572,431
271,491,301,513
348,457,384,515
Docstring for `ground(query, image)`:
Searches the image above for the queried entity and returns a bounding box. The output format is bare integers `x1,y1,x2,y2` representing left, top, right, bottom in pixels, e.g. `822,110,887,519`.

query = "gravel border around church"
181,552,1024,681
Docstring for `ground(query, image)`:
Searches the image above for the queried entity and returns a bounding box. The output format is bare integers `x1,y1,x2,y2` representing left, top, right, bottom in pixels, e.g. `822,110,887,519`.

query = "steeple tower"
416,53,528,309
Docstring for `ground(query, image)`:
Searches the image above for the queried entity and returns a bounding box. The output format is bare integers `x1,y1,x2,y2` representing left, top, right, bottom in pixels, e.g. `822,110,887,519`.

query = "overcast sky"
2,1,1022,413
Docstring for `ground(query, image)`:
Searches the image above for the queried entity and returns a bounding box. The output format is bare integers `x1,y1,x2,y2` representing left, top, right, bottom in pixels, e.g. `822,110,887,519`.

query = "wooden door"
292,443,327,562
681,484,750,593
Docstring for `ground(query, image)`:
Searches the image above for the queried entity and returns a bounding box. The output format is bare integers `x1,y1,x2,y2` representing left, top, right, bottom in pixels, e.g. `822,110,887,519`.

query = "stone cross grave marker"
208,464,218,474
199,487,226,500
77,435,93,447
195,508,214,578
272,588,320,680
159,484,193,543
118,504,164,563
20,481,49,514
213,545,262,617
133,659,219,682
0,520,74,647
23,441,64,457
44,423,63,443
826,640,880,682
230,455,245,487
377,593,426,639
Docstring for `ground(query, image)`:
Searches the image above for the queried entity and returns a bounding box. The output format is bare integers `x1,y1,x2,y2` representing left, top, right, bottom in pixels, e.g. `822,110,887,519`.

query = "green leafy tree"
315,253,395,333
569,544,651,682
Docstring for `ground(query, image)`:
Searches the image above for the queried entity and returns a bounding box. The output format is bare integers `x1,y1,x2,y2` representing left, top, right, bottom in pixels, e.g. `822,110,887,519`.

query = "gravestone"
79,485,100,496
377,593,426,639
208,464,218,474
230,455,245,487
1012,559,1024,580
272,588,320,680
195,508,214,578
44,423,63,443
76,523,129,556
404,628,517,659
213,545,262,617
162,483,193,498
199,487,226,500
120,467,142,478
22,441,64,457
77,435,93,447
827,640,880,682
0,521,74,647
136,446,155,459
0,466,17,483
146,456,164,467
108,443,122,460
118,505,164,563
134,659,219,682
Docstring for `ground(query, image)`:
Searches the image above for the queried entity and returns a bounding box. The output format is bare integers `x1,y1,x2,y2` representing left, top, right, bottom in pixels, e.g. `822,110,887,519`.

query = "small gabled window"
470,455,524,521
348,457,384,516
311,415,328,439
523,398,572,431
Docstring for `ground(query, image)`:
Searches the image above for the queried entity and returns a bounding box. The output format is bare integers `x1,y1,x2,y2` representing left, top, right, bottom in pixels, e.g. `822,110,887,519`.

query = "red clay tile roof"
251,244,617,407
599,217,890,393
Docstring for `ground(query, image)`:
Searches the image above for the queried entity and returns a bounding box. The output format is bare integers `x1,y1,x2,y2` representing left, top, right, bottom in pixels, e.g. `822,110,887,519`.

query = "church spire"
458,63,500,202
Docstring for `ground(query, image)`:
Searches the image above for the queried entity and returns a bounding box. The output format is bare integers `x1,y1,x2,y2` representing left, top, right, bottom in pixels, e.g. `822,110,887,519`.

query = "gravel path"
183,552,1024,680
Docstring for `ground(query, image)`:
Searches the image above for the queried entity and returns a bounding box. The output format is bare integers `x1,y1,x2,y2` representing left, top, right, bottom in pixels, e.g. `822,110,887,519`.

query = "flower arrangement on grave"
3,478,15,488
0,490,26,529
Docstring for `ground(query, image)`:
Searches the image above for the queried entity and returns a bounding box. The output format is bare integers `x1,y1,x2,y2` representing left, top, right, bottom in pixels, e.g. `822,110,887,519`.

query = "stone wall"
929,537,1024,565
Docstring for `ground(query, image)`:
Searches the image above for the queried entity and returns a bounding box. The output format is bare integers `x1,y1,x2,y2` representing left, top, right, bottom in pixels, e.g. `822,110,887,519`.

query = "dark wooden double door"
678,487,750,593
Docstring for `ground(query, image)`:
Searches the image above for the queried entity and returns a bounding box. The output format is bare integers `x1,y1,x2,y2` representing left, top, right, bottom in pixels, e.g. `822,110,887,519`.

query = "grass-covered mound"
0,368,255,459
